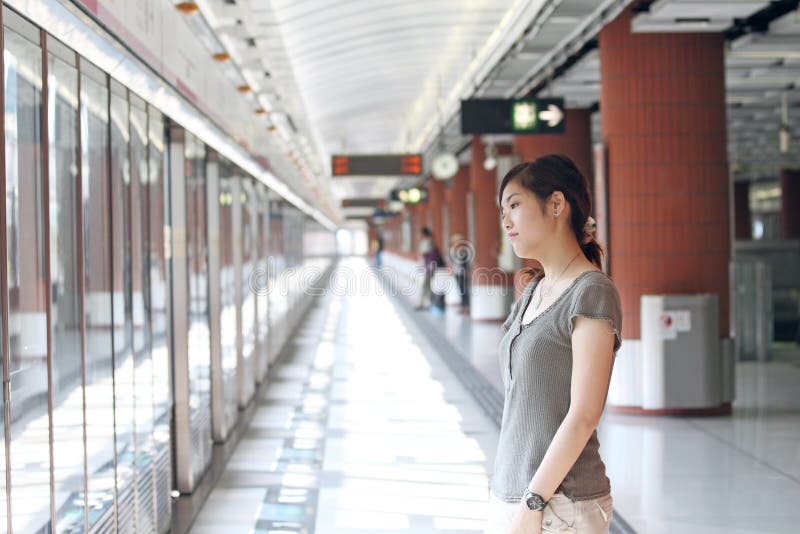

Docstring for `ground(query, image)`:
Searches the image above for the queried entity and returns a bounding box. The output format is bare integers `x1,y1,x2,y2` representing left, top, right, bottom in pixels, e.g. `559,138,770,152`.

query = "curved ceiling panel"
270,0,515,155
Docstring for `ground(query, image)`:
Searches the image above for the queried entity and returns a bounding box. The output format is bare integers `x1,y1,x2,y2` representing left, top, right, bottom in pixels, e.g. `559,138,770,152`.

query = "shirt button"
545,519,552,526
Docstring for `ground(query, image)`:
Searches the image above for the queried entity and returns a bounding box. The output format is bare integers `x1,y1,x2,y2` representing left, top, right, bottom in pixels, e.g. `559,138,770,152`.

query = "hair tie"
582,216,597,245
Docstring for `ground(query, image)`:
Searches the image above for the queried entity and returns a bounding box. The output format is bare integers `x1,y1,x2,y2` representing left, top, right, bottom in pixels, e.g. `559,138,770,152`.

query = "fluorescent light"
731,34,800,59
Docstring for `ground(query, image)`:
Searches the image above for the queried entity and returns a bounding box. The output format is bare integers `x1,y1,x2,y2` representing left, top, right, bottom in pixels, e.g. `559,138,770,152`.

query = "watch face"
525,492,546,511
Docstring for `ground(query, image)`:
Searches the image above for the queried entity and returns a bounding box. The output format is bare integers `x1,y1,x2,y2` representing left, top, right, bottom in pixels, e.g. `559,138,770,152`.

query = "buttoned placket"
507,322,523,387
507,287,535,385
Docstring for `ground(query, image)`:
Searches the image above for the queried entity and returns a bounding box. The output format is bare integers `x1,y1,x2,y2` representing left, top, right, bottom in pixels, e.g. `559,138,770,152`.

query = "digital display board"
341,198,385,208
460,98,565,135
332,154,423,176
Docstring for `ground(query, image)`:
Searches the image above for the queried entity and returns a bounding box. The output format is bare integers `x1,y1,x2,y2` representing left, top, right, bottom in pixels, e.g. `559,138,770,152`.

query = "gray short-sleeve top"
491,270,622,503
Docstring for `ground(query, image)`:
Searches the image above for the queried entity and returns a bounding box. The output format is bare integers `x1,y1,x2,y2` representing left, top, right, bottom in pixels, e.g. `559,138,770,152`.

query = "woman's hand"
510,502,542,534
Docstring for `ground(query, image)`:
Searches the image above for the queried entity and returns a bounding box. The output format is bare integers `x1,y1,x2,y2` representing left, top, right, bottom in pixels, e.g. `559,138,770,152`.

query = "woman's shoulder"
574,269,616,287
568,270,623,343
571,270,620,300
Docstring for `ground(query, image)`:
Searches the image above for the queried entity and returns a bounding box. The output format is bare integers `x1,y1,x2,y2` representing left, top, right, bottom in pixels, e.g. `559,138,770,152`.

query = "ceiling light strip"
195,0,336,221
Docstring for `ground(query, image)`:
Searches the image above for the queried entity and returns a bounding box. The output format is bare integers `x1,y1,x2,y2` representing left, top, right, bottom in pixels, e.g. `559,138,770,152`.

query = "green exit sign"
461,98,565,135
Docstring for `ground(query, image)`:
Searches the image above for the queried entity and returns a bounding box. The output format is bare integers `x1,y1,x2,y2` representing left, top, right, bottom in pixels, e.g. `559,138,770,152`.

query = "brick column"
601,7,731,414
469,137,512,320
427,176,445,251
780,169,800,239
412,202,424,257
601,8,729,337
734,181,751,240
445,165,469,243
470,138,499,273
513,108,593,181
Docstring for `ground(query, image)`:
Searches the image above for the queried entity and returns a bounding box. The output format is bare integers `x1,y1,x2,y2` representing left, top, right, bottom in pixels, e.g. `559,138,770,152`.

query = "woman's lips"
507,232,518,239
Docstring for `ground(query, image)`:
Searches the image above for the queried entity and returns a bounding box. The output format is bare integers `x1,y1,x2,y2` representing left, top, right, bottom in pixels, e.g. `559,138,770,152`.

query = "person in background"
450,233,471,314
374,232,384,268
488,154,622,534
416,227,436,310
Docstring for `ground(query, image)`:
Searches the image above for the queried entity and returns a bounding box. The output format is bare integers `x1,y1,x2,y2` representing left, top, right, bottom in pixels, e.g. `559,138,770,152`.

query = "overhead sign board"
341,198,385,208
332,154,422,176
460,98,566,135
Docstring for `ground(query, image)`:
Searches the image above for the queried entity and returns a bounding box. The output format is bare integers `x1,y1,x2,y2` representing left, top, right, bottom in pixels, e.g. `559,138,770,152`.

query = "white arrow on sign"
538,105,564,127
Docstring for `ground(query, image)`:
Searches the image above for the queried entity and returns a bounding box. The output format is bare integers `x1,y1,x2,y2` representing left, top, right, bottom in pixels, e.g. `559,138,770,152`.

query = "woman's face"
500,180,551,259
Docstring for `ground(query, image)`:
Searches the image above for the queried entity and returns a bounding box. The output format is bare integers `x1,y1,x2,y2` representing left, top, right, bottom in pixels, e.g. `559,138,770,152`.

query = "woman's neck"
538,244,586,280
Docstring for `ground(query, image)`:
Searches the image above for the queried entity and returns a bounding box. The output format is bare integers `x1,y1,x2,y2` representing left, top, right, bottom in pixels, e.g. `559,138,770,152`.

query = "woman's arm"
511,315,616,532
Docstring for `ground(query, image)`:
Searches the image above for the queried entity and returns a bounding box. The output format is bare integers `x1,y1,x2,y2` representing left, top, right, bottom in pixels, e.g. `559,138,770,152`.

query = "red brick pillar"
469,137,512,320
513,108,593,180
470,138,499,273
386,213,401,256
443,165,470,306
414,202,425,257
601,9,729,338
427,177,445,252
601,7,731,414
445,165,469,242
734,181,751,240
780,169,800,239
406,203,420,261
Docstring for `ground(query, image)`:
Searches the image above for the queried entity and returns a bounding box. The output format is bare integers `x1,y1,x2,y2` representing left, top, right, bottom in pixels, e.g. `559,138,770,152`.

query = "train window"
129,93,156,532
47,38,86,532
109,83,137,531
3,16,51,533
147,107,173,531
80,64,116,531
184,131,213,484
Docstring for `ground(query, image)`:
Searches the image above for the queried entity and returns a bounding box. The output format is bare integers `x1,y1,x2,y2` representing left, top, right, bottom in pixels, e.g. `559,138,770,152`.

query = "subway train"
0,5,336,533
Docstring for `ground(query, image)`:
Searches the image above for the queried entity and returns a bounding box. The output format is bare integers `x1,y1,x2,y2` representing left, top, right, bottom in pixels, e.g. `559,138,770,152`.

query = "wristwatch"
523,489,547,511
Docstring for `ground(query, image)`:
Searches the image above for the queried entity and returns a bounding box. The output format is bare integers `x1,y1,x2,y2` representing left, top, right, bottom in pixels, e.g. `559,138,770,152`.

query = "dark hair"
421,226,432,237
498,154,603,280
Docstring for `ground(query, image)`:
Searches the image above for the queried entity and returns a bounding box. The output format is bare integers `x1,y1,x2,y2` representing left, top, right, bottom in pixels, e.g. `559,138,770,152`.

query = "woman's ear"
551,191,566,217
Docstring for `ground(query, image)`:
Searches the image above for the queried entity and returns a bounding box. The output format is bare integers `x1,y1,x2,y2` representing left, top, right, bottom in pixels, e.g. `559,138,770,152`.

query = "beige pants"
484,492,613,534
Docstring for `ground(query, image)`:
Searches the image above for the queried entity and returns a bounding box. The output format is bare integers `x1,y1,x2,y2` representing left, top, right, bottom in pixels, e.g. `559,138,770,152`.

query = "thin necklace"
533,251,581,310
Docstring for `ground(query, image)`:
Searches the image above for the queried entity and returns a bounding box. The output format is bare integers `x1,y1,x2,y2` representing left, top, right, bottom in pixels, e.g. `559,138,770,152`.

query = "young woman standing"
487,154,622,534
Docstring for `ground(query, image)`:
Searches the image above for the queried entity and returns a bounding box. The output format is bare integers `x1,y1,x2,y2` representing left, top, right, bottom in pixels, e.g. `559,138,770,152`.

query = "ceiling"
196,0,799,223
542,1,800,182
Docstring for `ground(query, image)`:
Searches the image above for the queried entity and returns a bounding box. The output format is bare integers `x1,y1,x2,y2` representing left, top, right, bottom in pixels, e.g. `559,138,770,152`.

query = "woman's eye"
511,203,519,209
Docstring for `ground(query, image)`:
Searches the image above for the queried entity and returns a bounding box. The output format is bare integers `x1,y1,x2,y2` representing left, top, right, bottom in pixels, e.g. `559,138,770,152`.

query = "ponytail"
580,240,604,270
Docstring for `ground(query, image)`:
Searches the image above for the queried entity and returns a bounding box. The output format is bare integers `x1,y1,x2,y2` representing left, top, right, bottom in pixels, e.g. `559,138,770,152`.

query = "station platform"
187,258,800,534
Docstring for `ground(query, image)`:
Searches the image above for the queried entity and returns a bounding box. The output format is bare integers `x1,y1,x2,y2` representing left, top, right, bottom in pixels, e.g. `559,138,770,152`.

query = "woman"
487,154,622,534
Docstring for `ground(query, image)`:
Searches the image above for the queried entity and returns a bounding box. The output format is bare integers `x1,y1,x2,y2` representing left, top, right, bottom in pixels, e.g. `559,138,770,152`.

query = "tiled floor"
193,257,800,533
599,362,800,534
191,258,498,533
